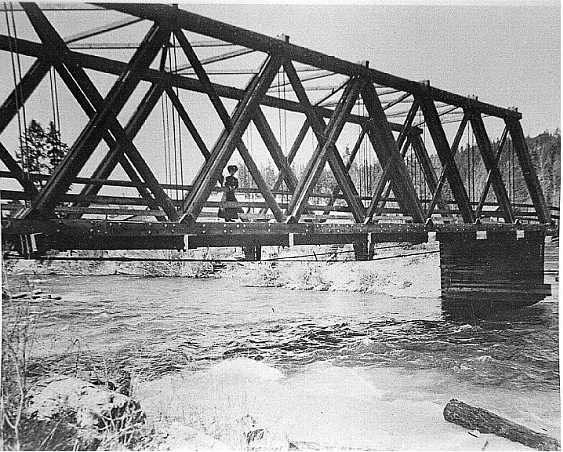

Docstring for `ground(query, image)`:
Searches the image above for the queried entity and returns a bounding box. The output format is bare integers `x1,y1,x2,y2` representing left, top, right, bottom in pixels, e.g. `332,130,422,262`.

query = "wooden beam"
470,112,514,223
418,95,474,222
323,124,367,215
284,61,365,222
180,55,285,223
366,99,420,220
426,111,469,218
164,85,211,160
505,117,551,224
0,141,39,198
409,134,447,212
99,3,521,120
270,119,309,192
476,126,508,217
0,59,51,134
0,34,411,132
362,83,424,223
253,107,298,192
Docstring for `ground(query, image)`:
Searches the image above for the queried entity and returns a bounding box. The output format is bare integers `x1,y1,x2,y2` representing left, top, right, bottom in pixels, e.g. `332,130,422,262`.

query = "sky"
184,2,560,136
0,1,560,189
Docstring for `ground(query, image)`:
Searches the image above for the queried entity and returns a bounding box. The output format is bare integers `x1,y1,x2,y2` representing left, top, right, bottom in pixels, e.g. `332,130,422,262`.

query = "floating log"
444,399,560,451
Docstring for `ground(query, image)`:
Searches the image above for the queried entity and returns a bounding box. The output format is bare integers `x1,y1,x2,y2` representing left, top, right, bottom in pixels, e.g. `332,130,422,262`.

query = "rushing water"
3,259,560,449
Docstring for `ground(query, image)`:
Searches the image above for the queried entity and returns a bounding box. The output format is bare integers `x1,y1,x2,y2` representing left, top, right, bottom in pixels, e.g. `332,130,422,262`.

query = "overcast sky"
184,1,560,137
0,1,560,187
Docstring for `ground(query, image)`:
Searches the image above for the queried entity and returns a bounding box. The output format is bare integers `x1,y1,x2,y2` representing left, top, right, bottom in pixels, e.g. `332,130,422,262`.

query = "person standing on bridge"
219,165,244,222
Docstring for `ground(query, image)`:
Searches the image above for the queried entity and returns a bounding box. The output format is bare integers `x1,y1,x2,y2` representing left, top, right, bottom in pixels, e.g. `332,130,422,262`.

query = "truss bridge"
1,3,558,310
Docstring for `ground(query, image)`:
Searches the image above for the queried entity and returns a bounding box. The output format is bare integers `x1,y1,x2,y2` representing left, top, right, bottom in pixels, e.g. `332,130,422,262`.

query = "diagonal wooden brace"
20,4,175,219
362,83,424,223
253,107,298,192
0,141,39,198
425,111,469,219
505,118,551,224
470,112,514,223
0,59,51,135
284,61,365,222
179,55,284,223
418,94,474,223
475,126,508,218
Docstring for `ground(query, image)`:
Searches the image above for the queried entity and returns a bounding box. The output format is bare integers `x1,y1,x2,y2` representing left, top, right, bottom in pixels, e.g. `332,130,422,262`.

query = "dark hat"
227,165,238,173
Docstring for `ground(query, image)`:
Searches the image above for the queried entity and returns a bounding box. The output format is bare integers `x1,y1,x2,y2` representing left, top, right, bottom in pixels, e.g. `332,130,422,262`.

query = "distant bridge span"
0,4,556,310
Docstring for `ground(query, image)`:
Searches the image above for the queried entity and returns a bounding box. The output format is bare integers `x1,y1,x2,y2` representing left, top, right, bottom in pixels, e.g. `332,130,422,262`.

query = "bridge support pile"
438,231,550,312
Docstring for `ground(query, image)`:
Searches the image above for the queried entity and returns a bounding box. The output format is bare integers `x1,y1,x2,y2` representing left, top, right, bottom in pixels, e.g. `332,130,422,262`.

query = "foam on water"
136,359,544,450
209,357,284,382
9,273,559,448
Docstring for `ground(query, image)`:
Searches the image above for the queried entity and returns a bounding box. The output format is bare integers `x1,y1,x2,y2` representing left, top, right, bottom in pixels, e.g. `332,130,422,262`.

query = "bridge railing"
2,178,558,227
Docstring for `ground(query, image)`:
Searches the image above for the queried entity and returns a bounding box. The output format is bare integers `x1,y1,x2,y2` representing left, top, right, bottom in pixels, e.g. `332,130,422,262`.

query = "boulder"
27,375,145,432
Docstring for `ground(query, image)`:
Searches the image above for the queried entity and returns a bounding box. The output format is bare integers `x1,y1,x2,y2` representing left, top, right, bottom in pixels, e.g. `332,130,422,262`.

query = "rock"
153,422,232,450
27,375,145,432
238,414,290,451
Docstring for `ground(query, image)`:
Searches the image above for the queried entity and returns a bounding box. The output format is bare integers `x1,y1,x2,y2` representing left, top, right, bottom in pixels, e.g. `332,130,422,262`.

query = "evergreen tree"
16,120,68,187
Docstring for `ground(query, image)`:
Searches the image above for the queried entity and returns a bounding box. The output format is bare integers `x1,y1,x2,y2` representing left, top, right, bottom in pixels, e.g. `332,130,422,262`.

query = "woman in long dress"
219,165,243,222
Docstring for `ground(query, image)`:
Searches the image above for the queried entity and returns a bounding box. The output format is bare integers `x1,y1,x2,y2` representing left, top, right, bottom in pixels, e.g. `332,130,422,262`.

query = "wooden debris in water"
443,398,560,451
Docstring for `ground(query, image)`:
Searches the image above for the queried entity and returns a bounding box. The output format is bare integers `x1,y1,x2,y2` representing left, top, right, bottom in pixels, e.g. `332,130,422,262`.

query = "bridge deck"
2,217,549,252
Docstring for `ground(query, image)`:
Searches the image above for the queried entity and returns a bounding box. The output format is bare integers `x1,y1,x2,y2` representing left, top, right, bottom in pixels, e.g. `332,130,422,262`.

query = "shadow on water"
440,298,554,323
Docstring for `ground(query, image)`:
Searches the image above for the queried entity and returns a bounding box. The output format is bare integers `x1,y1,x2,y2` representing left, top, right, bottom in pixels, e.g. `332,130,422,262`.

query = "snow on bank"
237,244,442,299
137,358,535,451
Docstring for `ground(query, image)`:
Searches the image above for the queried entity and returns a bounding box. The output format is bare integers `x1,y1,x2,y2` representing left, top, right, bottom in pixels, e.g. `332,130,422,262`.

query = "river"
4,258,560,450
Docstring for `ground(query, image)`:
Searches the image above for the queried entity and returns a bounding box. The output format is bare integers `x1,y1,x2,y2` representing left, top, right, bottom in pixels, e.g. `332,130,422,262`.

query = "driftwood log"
444,399,560,451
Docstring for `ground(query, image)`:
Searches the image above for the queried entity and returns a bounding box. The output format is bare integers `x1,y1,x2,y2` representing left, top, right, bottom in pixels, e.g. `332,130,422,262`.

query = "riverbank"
4,242,442,300
235,243,441,298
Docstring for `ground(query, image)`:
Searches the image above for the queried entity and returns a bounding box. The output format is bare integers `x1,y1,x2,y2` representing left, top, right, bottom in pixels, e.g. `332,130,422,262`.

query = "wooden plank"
55,206,166,216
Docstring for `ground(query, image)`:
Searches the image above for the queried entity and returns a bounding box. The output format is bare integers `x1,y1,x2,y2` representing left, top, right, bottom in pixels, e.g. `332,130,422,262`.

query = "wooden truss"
0,3,552,229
